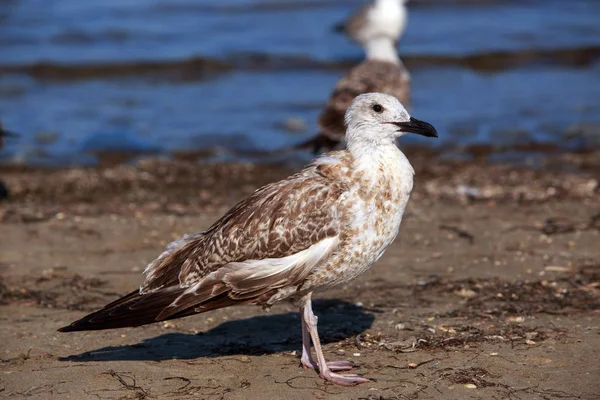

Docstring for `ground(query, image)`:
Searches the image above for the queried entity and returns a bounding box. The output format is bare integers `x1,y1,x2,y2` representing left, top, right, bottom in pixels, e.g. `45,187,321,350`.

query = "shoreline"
2,45,599,81
1,148,598,224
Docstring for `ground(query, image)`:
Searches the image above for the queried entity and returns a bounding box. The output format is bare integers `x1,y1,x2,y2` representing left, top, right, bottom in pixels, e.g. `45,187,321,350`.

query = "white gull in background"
334,0,409,47
59,93,438,386
293,0,412,153
298,34,412,153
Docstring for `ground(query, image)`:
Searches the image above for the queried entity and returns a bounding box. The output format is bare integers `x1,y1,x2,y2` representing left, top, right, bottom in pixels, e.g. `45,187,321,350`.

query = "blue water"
1,0,599,165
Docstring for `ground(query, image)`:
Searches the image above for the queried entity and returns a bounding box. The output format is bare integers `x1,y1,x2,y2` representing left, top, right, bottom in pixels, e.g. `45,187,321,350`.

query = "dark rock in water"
0,180,9,201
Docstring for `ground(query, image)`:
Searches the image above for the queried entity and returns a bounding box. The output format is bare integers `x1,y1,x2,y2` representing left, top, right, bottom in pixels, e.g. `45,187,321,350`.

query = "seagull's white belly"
337,184,409,283
308,152,414,289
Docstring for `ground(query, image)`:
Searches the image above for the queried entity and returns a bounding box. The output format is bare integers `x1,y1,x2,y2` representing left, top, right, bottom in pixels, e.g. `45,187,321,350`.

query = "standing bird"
59,93,438,386
334,0,409,48
295,1,412,154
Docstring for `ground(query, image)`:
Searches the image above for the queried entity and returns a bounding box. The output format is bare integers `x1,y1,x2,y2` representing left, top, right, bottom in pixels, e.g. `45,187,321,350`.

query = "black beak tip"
393,117,439,139
409,117,438,139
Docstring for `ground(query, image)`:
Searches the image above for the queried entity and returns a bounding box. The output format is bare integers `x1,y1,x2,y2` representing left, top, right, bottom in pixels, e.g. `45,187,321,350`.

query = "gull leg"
300,307,353,372
300,293,369,385
300,310,317,369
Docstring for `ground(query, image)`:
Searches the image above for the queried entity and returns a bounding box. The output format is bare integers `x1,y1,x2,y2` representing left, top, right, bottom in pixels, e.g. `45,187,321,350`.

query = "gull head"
377,0,410,7
356,0,408,46
344,93,437,147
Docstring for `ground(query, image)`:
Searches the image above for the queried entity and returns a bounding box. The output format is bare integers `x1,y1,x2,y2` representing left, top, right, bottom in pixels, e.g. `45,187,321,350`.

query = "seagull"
290,0,411,154
297,35,411,154
334,0,409,47
59,93,438,386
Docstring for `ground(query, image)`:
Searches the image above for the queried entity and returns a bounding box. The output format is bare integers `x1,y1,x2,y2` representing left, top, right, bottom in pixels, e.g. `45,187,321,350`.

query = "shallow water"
1,0,599,165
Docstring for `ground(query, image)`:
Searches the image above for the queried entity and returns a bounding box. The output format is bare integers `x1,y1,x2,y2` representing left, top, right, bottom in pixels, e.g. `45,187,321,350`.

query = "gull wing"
59,161,348,331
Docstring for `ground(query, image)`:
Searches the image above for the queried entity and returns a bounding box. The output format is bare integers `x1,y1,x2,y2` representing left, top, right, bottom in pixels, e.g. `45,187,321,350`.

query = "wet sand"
1,152,599,399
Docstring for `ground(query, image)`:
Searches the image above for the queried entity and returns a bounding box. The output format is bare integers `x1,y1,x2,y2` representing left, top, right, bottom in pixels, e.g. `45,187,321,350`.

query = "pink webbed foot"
301,358,355,372
324,360,355,372
320,370,372,386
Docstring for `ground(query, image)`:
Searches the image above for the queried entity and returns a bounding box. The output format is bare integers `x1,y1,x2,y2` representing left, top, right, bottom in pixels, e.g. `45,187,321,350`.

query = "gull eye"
372,104,383,113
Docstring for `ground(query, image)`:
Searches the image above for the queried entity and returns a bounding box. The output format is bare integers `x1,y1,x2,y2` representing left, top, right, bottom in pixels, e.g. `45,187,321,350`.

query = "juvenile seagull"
59,93,438,386
334,0,409,47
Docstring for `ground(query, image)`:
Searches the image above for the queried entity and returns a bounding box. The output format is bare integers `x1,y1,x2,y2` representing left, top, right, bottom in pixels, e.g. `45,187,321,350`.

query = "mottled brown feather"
143,165,345,292
59,157,349,332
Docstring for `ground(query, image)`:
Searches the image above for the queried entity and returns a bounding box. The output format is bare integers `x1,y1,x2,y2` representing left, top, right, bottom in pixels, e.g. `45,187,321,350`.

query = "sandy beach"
2,0,600,397
1,151,599,399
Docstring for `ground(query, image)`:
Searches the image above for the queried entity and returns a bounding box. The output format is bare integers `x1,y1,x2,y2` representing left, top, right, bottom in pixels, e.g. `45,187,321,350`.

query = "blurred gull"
311,37,412,152
297,11,412,153
334,0,409,47
59,93,438,386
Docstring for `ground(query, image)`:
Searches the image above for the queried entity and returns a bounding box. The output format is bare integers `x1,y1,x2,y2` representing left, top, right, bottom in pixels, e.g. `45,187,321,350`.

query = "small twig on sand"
164,376,191,391
103,370,150,397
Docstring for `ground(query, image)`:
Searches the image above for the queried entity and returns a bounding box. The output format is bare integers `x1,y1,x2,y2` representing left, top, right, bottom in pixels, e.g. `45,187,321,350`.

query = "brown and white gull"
59,93,438,386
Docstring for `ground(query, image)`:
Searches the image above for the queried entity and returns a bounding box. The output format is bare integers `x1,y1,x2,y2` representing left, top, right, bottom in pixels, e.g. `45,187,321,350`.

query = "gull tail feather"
58,289,180,332
57,287,238,332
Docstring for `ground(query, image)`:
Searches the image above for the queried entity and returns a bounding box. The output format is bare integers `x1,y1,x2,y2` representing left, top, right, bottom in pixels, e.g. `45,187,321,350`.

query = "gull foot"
301,359,354,372
320,370,372,386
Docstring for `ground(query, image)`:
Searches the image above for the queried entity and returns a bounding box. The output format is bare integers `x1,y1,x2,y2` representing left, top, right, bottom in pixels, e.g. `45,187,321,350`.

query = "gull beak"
392,117,438,138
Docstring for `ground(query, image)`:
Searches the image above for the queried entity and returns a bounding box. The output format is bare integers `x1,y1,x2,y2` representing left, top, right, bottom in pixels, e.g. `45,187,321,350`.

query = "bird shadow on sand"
59,299,377,362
